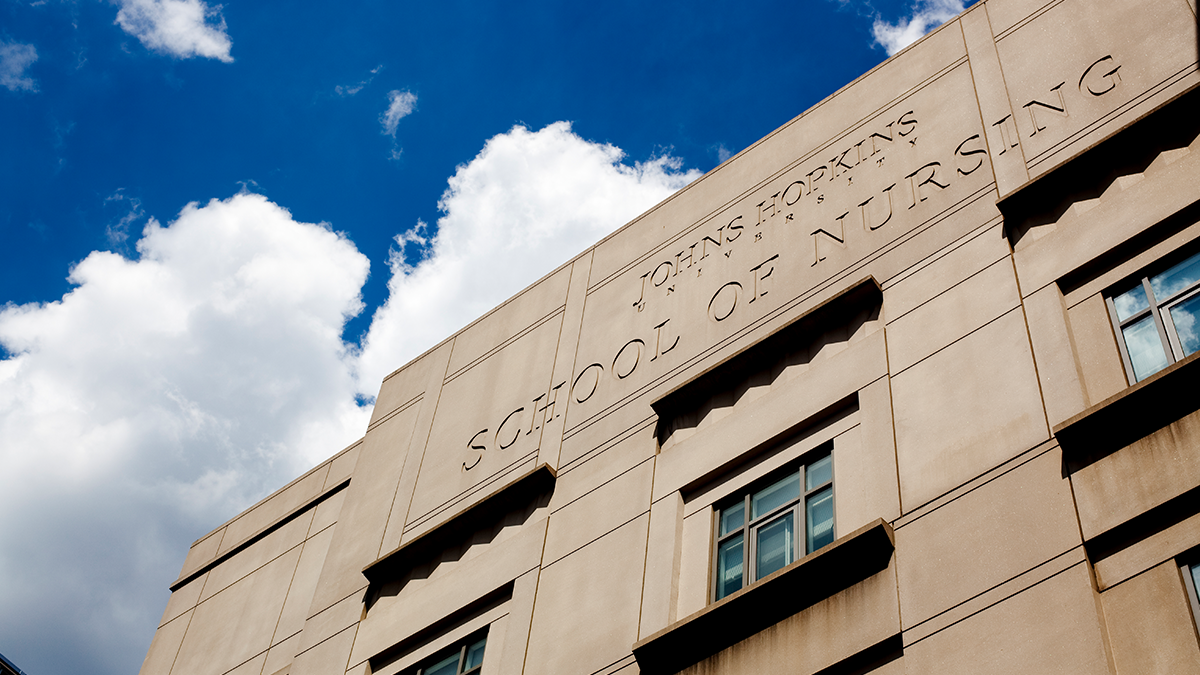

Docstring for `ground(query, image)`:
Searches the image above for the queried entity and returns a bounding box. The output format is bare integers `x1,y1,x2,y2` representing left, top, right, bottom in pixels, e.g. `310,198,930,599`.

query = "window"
712,448,834,601
1109,248,1200,382
1182,559,1200,634
409,633,486,675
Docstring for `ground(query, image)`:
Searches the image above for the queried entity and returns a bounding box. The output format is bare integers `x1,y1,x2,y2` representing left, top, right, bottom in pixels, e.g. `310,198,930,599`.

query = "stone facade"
140,1,1200,674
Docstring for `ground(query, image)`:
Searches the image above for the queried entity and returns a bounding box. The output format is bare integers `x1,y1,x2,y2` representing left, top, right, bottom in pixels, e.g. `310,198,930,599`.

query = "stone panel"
543,458,653,565
274,524,336,645
903,562,1110,674
173,546,301,675
200,511,313,602
218,463,329,556
895,448,1080,628
995,0,1199,178
892,308,1048,509
1102,560,1200,674
524,516,648,675
138,610,192,675
290,625,357,675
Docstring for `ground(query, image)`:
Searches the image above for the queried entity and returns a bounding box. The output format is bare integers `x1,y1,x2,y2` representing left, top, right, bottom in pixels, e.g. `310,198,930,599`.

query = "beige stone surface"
536,254,594,472
494,569,541,675
305,400,422,616
1066,293,1127,405
903,562,1110,674
895,447,1080,628
274,525,336,644
677,505,714,620
200,510,313,603
308,487,346,537
289,625,357,675
880,222,1005,322
996,0,1199,177
294,591,364,658
224,653,267,675
1072,409,1200,541
653,329,885,503
639,492,683,639
1095,510,1200,589
262,633,300,675
849,378,902,523
351,517,548,667
444,265,570,379
1024,283,1090,428
961,3,1029,197
161,572,206,626
370,346,434,428
886,257,1021,374
553,424,654,509
543,458,652,565
523,516,648,675
378,340,454,553
1103,560,1200,674
678,559,900,675
173,546,301,675
892,308,1048,509
177,528,226,584
218,463,329,557
139,610,192,675
402,315,561,538
324,441,360,490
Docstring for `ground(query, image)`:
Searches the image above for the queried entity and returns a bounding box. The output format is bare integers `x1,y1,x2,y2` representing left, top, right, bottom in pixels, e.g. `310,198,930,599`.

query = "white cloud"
380,89,417,137
872,0,966,56
0,40,38,92
336,65,384,97
115,0,234,62
0,193,370,673
355,121,702,393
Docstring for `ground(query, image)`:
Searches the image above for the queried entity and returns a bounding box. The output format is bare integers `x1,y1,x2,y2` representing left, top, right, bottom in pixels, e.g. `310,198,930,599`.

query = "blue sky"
0,1,968,673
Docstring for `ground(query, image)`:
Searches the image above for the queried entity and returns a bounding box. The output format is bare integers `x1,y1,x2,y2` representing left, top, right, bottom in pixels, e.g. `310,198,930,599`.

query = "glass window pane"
715,533,744,600
1151,250,1200,302
719,500,744,536
806,454,832,491
1191,563,1200,599
751,471,799,520
806,487,835,553
464,637,487,671
754,512,794,579
423,652,460,675
1113,283,1150,322
1122,315,1170,381
1169,293,1200,358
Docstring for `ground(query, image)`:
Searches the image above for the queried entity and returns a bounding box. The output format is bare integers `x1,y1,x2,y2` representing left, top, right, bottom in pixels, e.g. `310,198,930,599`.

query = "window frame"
1181,557,1200,639
710,444,835,602
1107,247,1200,383
410,630,487,675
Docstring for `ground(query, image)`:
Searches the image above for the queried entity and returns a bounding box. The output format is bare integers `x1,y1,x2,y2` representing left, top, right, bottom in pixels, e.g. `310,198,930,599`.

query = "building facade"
140,0,1200,673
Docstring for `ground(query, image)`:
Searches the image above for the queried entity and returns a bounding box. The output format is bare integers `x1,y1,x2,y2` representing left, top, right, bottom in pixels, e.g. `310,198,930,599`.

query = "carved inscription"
462,52,1129,469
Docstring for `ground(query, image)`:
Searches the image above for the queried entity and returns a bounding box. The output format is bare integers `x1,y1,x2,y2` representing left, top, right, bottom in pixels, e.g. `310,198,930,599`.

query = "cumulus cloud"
356,121,702,392
0,40,38,92
872,0,966,56
0,194,370,673
115,0,234,62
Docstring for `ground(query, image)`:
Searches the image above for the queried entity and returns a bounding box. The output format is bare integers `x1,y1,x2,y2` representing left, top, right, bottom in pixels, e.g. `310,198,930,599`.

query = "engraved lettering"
613,339,644,379
463,429,488,471
859,183,897,231
897,111,918,137
1023,82,1068,136
726,215,744,242
572,363,604,404
1079,55,1121,96
869,123,895,156
905,162,949,207
757,192,780,225
811,218,846,266
709,282,741,321
651,318,680,361
675,244,697,275
749,255,779,303
991,114,1020,155
496,407,525,450
651,261,673,287
954,135,987,176
782,180,805,206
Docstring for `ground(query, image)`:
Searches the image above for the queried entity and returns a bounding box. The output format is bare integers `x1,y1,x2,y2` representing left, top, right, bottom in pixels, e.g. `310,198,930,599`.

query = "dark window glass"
413,633,487,675
712,448,834,601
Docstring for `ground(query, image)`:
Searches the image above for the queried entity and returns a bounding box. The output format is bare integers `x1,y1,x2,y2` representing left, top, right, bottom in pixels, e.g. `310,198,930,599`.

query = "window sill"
1054,350,1200,466
632,518,894,675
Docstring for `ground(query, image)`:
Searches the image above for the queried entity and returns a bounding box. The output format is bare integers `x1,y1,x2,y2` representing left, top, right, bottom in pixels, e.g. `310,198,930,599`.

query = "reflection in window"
412,634,486,675
712,448,834,601
1109,249,1200,382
